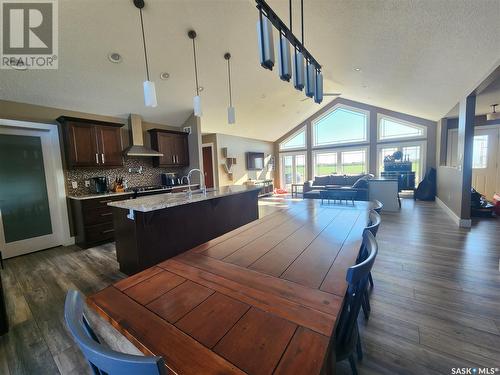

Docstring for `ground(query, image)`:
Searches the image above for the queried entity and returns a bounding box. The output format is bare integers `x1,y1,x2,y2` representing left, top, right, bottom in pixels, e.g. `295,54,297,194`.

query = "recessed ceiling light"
354,67,361,72
160,72,170,80
281,104,286,108
108,52,122,63
198,86,204,92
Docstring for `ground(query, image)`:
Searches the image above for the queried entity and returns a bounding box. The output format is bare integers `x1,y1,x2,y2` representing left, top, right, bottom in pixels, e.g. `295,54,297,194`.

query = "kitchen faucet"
186,168,206,197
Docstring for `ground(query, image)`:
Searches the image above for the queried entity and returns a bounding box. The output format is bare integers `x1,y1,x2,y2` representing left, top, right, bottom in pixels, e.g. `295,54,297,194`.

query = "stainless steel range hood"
123,114,163,157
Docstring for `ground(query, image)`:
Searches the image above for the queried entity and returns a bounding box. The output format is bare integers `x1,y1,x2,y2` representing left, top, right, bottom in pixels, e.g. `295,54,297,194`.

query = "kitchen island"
109,185,261,274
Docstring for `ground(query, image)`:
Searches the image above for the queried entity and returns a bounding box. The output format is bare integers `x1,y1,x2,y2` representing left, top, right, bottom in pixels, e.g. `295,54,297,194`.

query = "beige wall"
202,133,275,187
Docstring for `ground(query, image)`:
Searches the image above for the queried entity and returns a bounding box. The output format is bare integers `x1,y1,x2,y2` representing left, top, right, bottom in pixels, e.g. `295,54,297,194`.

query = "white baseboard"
435,197,471,228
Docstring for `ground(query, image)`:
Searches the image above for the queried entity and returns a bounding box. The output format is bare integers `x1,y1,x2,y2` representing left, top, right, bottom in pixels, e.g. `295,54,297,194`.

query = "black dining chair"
372,199,383,214
332,231,378,375
358,210,381,319
64,290,167,375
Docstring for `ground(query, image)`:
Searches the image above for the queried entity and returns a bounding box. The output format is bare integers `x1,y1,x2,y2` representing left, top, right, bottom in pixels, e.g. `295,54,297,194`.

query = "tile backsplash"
65,157,183,196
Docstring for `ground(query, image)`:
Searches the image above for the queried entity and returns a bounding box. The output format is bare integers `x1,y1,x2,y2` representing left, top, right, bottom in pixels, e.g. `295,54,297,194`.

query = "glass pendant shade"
293,50,304,91
257,16,274,70
143,80,157,107
228,106,236,124
278,34,291,82
314,71,323,104
304,62,315,98
193,95,202,117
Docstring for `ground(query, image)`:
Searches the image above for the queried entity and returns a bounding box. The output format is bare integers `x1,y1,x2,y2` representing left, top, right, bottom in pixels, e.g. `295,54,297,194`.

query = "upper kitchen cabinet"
57,116,124,168
148,129,189,168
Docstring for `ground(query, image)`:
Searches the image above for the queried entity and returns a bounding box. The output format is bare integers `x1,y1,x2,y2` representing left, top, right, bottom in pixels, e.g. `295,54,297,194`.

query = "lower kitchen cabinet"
70,194,130,248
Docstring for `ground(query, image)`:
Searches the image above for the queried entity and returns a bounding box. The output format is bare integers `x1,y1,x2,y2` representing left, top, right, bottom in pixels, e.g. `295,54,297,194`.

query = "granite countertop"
108,185,261,213
67,184,199,200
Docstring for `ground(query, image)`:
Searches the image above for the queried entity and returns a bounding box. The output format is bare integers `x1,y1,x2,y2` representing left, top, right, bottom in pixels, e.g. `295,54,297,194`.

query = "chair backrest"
64,290,167,375
372,199,383,213
336,231,378,346
366,210,381,237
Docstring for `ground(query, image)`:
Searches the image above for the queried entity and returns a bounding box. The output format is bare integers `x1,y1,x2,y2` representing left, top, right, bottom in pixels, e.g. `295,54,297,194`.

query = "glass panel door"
280,153,307,191
0,134,53,243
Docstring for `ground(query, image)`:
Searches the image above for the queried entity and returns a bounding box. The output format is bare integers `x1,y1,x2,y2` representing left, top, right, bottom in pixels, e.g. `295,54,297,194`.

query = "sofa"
303,174,373,200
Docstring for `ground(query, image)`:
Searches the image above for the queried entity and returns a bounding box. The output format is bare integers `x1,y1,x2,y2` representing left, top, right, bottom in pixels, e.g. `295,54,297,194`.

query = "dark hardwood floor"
0,198,499,374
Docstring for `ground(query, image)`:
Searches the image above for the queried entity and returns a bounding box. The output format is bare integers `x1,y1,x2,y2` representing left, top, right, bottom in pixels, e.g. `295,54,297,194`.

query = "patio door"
0,120,69,258
280,153,306,191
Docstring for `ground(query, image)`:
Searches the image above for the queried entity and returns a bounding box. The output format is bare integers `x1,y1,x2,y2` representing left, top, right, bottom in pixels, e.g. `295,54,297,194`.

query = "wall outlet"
85,180,90,187
71,181,78,189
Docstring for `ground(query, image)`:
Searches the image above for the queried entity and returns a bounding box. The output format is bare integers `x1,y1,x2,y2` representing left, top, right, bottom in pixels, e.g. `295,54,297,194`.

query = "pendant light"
224,53,236,124
314,69,323,104
134,0,157,107
188,30,202,117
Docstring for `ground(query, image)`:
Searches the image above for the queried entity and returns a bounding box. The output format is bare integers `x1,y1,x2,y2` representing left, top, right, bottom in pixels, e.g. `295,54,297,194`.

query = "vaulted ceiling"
1,0,499,141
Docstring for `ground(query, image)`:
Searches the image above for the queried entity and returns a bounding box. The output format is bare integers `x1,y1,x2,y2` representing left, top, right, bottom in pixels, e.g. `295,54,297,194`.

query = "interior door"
202,146,215,188
97,126,123,167
0,127,63,258
472,127,499,199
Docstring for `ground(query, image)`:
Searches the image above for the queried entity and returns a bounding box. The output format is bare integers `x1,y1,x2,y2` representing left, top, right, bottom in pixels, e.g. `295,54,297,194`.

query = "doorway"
280,153,306,191
447,126,500,199
202,144,215,189
0,120,70,258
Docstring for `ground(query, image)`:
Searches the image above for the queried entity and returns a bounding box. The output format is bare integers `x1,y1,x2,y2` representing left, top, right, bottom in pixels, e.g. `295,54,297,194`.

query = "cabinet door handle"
101,153,105,164
101,229,115,234
172,155,175,163
96,153,99,164
100,212,113,217
175,155,178,163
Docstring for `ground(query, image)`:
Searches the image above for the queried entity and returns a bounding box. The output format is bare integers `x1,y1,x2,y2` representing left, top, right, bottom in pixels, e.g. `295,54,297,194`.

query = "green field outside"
316,163,365,176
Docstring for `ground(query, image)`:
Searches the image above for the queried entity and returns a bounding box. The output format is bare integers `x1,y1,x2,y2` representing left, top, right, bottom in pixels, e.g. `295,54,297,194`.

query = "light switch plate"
85,180,90,187
71,181,78,189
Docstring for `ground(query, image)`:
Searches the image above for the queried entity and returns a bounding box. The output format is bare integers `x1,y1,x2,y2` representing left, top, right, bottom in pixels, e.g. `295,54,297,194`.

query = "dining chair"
64,290,167,375
357,210,381,319
372,199,383,214
333,231,378,375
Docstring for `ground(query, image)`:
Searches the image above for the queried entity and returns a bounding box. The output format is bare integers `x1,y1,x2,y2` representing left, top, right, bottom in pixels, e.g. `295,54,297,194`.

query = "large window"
378,115,426,141
314,147,368,176
312,105,368,147
280,127,306,150
377,142,425,184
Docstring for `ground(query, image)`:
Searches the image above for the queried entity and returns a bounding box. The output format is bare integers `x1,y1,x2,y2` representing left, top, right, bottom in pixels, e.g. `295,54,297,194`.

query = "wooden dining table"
88,199,371,375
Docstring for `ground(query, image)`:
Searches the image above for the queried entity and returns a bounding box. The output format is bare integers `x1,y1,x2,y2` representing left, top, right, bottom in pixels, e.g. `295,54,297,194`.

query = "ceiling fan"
301,92,341,101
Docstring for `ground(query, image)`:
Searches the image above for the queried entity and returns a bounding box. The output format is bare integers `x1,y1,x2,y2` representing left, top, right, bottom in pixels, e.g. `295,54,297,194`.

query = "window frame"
376,140,427,183
377,114,427,142
279,126,307,151
312,104,370,148
279,151,308,188
312,145,370,176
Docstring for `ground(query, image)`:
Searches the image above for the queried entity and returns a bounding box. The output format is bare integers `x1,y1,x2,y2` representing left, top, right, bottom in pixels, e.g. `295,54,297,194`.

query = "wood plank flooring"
1,198,499,374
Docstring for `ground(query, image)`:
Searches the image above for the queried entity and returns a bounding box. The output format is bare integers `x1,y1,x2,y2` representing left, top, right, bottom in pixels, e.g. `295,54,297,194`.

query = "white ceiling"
1,0,499,141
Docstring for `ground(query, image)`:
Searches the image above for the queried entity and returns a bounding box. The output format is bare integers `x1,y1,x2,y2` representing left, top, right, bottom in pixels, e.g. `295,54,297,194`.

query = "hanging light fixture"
224,53,236,124
134,0,157,107
255,0,323,101
314,69,323,104
188,30,202,117
487,104,500,121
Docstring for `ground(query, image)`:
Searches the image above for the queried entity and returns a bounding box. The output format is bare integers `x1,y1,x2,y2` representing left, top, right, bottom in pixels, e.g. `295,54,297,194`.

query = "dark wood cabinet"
149,129,189,168
70,194,130,248
58,116,124,168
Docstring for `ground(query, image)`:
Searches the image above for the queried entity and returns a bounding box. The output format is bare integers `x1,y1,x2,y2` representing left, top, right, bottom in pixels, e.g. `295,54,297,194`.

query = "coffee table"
320,187,357,205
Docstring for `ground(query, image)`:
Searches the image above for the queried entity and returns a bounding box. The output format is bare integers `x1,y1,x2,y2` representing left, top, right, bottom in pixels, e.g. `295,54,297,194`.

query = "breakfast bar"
89,199,370,374
109,185,261,274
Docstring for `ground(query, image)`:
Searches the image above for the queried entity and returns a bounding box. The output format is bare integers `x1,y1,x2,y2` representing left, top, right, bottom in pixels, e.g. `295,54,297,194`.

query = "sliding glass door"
280,153,306,191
